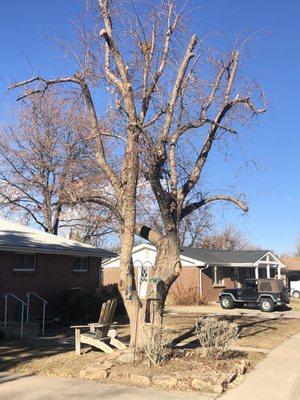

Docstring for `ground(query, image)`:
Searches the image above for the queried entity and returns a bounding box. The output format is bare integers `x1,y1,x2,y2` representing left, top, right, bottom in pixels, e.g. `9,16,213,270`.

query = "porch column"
277,265,281,278
255,266,259,279
267,264,270,279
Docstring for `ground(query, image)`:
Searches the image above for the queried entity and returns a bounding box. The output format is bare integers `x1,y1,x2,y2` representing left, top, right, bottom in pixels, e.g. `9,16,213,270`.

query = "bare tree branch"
180,194,249,220
157,34,198,160
9,76,79,101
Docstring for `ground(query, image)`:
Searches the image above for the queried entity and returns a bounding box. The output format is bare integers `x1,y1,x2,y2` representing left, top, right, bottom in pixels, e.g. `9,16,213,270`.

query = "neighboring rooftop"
282,256,300,271
181,247,272,266
0,219,116,258
105,243,283,267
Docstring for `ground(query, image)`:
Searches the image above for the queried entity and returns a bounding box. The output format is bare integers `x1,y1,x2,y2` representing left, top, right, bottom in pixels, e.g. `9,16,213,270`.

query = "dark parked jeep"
219,278,290,312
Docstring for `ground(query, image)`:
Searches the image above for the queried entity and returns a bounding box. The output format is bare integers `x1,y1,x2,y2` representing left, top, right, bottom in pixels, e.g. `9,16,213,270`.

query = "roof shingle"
0,219,115,258
181,247,270,265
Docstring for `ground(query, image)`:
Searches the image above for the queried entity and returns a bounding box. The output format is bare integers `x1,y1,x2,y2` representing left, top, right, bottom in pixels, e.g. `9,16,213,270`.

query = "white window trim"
73,269,88,272
13,252,36,272
13,269,36,272
213,266,225,286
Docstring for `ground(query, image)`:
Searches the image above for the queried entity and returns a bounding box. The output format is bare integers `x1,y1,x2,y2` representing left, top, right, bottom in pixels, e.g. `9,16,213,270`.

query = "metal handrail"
4,293,26,339
26,292,47,335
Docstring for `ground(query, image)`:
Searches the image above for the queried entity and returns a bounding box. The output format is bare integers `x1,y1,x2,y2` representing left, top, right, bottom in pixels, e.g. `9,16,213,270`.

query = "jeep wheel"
259,298,275,312
220,295,234,309
293,290,300,299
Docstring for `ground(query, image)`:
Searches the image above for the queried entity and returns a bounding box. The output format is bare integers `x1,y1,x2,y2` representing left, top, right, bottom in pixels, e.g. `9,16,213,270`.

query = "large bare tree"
0,90,112,237
0,92,80,233
9,0,266,345
65,203,117,246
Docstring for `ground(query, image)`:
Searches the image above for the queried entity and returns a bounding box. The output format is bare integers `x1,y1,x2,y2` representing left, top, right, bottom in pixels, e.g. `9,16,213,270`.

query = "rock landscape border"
79,350,249,395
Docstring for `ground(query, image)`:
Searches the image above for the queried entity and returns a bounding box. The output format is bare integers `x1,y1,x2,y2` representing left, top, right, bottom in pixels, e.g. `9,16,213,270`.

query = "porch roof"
181,248,282,267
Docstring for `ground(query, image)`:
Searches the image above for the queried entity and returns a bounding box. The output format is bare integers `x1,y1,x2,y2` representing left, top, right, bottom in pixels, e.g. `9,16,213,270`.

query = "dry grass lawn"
164,312,300,351
291,299,300,311
1,310,300,392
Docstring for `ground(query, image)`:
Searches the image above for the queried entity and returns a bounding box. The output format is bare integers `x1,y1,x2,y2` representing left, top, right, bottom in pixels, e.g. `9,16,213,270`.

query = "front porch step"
0,321,40,339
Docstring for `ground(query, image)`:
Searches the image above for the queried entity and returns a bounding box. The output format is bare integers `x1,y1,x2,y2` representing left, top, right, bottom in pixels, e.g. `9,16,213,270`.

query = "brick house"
0,219,115,320
102,244,285,301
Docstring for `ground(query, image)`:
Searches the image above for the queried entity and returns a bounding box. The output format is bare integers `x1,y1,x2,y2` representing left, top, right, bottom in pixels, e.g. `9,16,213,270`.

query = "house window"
213,266,224,286
140,265,148,282
13,253,36,271
73,257,89,272
246,268,255,279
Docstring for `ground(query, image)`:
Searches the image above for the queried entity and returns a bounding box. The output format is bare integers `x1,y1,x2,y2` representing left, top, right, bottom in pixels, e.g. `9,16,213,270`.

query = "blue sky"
0,1,299,254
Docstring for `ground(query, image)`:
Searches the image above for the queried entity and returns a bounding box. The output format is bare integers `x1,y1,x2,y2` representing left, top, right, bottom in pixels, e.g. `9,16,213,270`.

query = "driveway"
0,373,215,400
166,303,300,319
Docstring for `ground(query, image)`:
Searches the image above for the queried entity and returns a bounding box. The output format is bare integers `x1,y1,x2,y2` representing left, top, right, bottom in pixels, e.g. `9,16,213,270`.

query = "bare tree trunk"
115,126,142,348
127,235,181,348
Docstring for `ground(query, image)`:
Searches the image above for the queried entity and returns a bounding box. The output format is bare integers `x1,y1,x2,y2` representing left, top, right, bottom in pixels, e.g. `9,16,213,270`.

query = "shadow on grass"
219,314,283,339
0,334,74,373
168,313,291,349
0,317,131,373
171,327,199,349
171,327,248,360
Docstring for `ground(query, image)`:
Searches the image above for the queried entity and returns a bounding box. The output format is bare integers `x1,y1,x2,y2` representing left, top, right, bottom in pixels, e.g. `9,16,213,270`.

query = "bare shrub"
195,317,238,359
168,280,209,306
142,325,171,366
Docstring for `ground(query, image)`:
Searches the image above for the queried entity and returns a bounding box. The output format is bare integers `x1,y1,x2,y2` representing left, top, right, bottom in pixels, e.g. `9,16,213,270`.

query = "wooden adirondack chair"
71,299,126,355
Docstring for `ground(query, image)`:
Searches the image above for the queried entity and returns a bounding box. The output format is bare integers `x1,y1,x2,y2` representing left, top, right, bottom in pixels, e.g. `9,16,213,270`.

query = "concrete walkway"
0,373,215,400
221,332,300,400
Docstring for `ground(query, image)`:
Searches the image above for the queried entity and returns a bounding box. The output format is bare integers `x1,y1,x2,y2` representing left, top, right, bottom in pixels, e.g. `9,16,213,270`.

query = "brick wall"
202,266,235,301
0,251,101,320
102,266,141,294
168,266,237,302
168,267,200,302
102,267,120,286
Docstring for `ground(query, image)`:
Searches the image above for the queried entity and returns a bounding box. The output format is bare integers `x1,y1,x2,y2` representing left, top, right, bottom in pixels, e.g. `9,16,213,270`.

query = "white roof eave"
253,251,286,267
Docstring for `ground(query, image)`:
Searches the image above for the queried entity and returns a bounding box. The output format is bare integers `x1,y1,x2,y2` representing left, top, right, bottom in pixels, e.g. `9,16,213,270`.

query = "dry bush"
195,317,238,359
168,280,209,306
141,325,171,366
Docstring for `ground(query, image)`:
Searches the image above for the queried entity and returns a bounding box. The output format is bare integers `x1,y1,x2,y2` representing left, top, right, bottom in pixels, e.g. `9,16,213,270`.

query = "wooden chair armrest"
70,325,90,329
88,323,111,328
